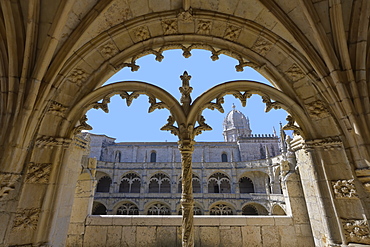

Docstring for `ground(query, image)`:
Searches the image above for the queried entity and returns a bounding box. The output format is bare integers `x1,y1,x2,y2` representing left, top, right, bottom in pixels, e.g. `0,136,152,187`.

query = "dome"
223,105,252,142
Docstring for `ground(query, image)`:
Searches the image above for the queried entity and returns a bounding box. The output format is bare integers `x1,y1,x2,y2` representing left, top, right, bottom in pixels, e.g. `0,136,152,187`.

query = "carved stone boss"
79,72,293,247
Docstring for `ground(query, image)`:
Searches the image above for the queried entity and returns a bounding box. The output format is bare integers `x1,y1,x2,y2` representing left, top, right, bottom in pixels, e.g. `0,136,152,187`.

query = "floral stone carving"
332,179,358,198
12,208,40,231
26,163,52,183
342,219,370,244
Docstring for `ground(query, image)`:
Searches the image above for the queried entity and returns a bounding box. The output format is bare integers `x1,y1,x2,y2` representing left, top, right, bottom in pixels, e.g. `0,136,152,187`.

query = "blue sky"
86,49,288,142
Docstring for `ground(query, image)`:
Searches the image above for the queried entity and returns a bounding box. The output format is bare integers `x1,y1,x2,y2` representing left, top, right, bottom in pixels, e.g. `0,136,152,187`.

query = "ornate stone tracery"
332,179,358,199
26,163,52,184
12,208,40,231
342,219,370,244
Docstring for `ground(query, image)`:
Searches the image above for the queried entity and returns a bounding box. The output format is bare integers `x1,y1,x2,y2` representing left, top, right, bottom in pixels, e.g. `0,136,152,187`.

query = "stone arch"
239,177,254,193
221,152,228,162
119,172,141,193
148,172,171,193
95,172,112,193
208,172,231,193
271,204,287,216
113,201,139,215
91,201,107,215
209,201,236,215
242,202,268,215
239,171,270,194
150,150,157,162
145,201,171,215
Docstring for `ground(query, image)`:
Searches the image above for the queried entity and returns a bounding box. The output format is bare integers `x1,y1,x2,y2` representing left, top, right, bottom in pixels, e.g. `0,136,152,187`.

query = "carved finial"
179,71,193,114
232,104,236,110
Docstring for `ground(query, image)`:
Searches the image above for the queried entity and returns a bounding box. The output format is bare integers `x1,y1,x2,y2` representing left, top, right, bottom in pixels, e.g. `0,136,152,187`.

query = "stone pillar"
3,135,89,247
66,157,97,246
179,139,194,247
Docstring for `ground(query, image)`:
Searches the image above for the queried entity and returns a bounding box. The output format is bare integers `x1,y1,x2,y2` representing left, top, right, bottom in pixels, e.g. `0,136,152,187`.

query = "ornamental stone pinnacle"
179,71,193,114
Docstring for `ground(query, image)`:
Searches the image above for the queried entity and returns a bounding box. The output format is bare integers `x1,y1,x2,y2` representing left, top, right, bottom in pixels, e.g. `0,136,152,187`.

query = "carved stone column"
179,139,195,247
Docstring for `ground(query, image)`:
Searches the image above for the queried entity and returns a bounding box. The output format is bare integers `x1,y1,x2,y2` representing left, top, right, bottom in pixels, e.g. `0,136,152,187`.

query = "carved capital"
304,137,342,151
12,208,40,231
0,173,21,199
342,219,370,244
332,179,358,199
26,163,52,184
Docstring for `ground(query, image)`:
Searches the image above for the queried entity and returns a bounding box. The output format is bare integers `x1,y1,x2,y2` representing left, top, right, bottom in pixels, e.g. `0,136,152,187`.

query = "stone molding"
332,179,358,199
35,136,72,148
289,136,342,152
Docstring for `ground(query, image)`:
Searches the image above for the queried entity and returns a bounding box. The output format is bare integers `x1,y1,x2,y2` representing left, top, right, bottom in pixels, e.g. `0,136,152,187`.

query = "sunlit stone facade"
91,107,287,216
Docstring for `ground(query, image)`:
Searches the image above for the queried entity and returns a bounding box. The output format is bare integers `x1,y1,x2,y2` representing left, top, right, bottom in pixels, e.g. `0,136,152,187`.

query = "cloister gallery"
0,0,370,246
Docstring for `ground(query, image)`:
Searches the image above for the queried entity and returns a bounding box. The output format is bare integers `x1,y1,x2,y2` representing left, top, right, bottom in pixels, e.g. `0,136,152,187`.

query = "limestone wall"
67,215,313,247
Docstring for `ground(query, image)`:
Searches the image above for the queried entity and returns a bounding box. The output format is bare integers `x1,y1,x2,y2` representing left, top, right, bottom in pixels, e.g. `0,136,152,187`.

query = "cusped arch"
208,172,231,193
95,172,112,193
209,201,236,215
113,201,140,215
53,10,345,152
148,172,171,193
145,201,171,215
119,172,141,193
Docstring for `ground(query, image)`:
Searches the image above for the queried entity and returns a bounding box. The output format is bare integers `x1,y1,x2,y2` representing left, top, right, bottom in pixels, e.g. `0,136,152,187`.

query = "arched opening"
239,177,254,193
208,172,231,193
242,205,258,215
149,173,171,193
92,202,107,215
242,203,269,215
96,176,112,193
209,203,235,215
119,173,141,193
221,153,228,162
116,202,139,215
147,203,171,215
150,151,157,162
